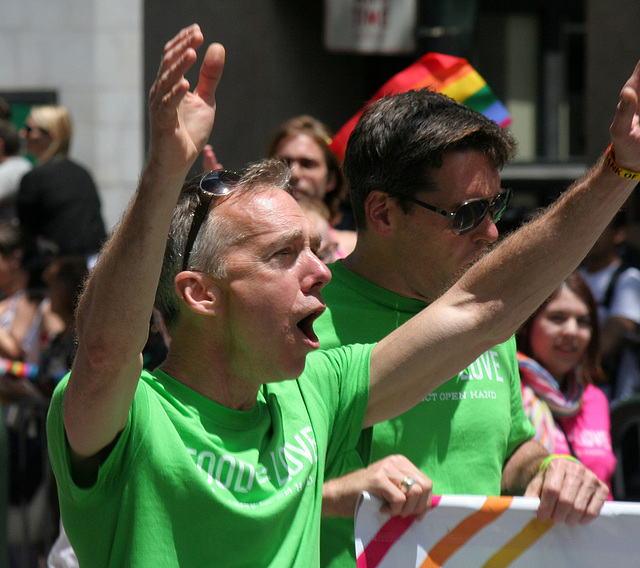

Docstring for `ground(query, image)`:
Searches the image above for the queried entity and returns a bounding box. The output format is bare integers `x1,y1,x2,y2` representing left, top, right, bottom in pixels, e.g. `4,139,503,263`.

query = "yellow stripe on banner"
420,496,513,568
481,518,554,567
441,71,486,102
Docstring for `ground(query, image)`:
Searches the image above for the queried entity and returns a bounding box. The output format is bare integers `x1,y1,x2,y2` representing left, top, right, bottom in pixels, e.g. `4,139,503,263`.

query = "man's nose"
471,214,499,244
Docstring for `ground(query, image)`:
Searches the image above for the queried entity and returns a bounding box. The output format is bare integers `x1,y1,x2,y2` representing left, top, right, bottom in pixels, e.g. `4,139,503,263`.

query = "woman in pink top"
517,271,617,497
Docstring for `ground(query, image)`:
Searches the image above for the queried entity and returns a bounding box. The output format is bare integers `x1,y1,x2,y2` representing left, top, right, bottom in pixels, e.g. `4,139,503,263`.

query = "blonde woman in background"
18,105,106,256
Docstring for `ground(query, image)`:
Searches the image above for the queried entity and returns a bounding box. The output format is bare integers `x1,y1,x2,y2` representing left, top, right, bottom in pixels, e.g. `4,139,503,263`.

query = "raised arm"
63,25,225,464
366,58,640,427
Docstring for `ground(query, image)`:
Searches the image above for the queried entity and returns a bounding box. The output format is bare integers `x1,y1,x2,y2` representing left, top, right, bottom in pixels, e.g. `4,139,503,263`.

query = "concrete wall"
0,0,144,231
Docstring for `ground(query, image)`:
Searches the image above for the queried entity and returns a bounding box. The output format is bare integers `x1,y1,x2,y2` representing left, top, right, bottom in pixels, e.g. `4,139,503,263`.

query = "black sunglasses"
399,188,512,236
24,123,50,137
181,170,241,271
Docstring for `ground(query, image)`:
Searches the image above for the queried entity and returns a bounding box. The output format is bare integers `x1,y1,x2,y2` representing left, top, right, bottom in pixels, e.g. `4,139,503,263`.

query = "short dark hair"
343,89,517,229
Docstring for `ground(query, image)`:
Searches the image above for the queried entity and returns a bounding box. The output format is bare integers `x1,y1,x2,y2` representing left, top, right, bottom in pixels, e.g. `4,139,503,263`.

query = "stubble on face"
435,240,498,301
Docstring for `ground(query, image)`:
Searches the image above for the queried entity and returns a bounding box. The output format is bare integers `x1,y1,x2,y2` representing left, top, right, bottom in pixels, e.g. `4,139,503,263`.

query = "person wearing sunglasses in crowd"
18,105,107,256
45,24,639,567
316,88,638,568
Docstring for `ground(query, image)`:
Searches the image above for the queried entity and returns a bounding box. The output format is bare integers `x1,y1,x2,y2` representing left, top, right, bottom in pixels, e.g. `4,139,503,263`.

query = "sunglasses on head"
181,169,241,272
399,188,512,236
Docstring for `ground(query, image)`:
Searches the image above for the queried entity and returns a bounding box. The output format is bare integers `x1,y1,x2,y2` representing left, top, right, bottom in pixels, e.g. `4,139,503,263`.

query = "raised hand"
609,59,640,172
147,24,226,177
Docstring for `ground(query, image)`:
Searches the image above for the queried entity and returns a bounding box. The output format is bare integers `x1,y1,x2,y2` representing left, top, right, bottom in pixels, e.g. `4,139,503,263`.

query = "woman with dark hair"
517,271,616,494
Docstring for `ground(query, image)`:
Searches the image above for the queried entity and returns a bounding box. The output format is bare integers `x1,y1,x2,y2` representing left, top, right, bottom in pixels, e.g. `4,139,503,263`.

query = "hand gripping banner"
354,492,640,567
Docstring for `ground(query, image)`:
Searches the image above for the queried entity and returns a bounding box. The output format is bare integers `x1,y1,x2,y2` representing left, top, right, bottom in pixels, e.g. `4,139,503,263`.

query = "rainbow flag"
355,493,640,567
329,52,512,161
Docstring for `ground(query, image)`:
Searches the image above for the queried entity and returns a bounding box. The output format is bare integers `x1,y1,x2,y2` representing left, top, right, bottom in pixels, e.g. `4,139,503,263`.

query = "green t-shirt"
47,344,371,568
316,261,535,568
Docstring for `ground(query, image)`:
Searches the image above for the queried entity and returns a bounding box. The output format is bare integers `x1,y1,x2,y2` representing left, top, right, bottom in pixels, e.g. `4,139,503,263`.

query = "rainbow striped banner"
329,52,511,162
355,493,640,567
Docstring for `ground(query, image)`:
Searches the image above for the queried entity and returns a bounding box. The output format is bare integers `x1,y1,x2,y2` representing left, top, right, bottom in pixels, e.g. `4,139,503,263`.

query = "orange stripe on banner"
480,518,554,567
419,496,513,568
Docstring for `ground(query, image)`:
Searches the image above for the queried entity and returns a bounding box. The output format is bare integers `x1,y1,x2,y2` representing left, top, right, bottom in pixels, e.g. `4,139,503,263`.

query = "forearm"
458,160,637,339
65,166,186,457
501,440,547,496
64,24,223,459
75,165,185,366
0,327,24,360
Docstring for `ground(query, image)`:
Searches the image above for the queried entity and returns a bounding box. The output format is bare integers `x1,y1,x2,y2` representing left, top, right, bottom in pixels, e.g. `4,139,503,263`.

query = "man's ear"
174,272,221,316
364,190,398,237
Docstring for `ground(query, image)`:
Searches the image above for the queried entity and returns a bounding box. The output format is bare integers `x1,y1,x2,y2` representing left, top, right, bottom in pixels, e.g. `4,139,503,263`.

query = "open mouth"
296,308,325,346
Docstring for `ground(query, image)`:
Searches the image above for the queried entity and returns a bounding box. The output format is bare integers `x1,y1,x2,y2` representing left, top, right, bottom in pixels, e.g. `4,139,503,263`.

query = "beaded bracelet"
605,144,640,181
539,454,580,472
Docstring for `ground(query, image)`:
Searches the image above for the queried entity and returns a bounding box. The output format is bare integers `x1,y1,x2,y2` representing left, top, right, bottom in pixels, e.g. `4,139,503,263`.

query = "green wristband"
539,454,580,472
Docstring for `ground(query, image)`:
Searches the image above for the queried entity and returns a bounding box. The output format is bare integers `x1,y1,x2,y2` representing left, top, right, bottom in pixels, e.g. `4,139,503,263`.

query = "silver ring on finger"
400,476,416,492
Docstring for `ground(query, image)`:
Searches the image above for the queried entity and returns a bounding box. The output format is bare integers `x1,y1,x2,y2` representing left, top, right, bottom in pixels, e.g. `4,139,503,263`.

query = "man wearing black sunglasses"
46,24,640,568
318,88,637,566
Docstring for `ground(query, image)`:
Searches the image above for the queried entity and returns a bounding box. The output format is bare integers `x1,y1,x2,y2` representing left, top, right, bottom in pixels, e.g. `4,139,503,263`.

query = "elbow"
75,321,146,374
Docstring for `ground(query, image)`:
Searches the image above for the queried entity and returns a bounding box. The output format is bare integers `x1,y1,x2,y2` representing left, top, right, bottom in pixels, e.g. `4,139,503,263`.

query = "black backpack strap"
602,263,630,310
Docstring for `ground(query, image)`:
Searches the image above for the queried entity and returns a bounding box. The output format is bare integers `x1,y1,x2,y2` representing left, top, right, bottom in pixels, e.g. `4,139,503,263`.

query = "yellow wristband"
605,144,640,181
539,454,580,472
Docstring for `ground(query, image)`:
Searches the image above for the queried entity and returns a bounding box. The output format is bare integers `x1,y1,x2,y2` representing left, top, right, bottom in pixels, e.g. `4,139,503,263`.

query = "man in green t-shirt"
46,23,640,568
318,85,640,567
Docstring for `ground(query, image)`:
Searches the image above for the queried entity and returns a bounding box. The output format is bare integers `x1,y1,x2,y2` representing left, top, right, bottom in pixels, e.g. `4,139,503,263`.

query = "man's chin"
441,245,494,298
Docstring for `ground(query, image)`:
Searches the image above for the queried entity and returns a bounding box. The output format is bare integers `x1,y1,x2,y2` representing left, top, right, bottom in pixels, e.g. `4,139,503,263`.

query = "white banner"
324,0,417,54
354,493,640,567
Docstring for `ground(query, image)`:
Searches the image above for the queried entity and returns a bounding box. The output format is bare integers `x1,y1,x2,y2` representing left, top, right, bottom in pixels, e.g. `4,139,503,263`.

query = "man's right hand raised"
147,24,225,178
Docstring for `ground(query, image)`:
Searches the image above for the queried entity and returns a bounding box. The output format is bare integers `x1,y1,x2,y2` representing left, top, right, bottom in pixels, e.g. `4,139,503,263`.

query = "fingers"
149,24,204,120
609,59,640,171
532,458,608,526
195,43,226,106
203,145,223,171
372,455,433,519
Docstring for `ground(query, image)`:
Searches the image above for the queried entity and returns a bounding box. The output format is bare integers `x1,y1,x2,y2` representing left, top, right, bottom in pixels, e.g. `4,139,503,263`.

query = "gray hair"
155,158,291,333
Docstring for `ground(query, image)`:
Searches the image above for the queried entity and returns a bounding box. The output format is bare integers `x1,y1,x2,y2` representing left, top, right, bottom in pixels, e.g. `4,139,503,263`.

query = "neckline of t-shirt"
149,368,267,430
330,260,430,313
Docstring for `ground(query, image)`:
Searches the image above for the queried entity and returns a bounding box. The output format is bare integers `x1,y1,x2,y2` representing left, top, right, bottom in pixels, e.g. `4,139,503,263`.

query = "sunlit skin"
274,134,336,201
528,285,593,385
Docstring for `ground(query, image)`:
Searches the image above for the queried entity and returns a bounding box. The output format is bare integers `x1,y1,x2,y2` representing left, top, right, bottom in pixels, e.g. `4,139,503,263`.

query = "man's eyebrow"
264,227,307,249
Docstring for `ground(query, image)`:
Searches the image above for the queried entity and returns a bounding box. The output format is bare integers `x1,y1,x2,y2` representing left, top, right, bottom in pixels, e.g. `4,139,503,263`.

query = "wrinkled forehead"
214,186,316,241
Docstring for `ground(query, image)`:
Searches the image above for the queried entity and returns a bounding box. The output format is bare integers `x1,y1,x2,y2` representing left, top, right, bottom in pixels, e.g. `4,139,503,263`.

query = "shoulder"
617,266,640,286
582,384,610,407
